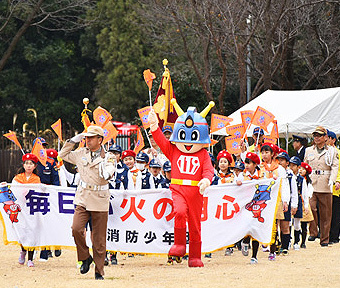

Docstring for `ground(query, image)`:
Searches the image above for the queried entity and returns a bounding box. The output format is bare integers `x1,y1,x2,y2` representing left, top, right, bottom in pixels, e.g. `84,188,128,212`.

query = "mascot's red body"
150,99,215,267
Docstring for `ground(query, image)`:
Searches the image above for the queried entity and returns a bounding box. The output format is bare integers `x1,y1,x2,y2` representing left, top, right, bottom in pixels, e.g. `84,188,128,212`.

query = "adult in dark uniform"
108,145,129,190
292,135,307,162
33,137,61,260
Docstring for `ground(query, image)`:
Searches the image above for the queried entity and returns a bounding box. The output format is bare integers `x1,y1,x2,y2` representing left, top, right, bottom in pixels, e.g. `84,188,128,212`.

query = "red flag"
251,106,275,132
270,120,279,139
137,106,152,129
143,69,156,91
51,119,62,141
32,138,47,166
210,113,233,133
240,110,254,130
102,122,118,145
226,124,245,139
153,64,178,130
133,128,145,154
263,136,277,145
3,130,22,150
225,136,242,154
93,106,112,128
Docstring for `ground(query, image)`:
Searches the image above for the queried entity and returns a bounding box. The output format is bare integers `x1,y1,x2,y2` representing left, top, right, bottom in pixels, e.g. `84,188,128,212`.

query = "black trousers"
329,195,340,242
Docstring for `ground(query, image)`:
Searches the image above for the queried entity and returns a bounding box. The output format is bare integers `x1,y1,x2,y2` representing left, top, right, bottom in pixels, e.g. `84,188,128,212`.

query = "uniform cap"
162,125,173,133
261,142,279,154
253,127,264,136
22,153,39,164
292,135,306,142
46,149,58,159
217,150,233,164
301,162,312,174
136,152,149,163
109,145,122,154
149,159,161,168
122,150,136,160
83,125,104,137
163,161,171,172
234,161,245,171
33,137,47,147
289,156,301,166
277,152,290,161
245,152,260,165
312,126,327,136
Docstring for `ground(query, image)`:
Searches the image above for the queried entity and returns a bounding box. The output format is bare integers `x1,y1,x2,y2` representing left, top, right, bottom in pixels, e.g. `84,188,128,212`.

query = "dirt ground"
1,223,340,288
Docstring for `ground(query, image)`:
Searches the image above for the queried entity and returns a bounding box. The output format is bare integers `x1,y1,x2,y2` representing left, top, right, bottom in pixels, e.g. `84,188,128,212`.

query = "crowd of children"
11,124,340,268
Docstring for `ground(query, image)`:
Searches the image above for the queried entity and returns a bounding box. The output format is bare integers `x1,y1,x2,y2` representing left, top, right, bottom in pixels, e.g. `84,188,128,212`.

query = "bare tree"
0,0,96,72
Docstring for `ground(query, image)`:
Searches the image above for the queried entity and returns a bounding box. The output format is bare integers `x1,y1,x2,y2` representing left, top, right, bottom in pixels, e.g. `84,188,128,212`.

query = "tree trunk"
0,0,44,72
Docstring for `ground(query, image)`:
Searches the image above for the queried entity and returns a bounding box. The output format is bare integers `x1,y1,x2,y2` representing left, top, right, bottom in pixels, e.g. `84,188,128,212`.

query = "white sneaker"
293,243,300,250
250,257,258,264
27,260,34,267
19,251,26,265
262,245,270,252
241,242,249,256
225,248,233,256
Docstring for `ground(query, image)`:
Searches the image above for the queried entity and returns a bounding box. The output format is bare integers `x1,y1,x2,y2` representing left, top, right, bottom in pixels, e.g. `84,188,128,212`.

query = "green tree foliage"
94,0,159,121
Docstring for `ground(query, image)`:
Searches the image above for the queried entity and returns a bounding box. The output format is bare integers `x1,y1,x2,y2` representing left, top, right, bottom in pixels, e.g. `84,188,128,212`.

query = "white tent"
226,87,340,138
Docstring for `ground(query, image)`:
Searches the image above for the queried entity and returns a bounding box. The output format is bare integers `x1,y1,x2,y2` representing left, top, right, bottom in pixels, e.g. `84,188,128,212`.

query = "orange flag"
93,106,112,128
3,130,22,150
133,128,145,154
240,110,254,130
263,136,277,145
225,136,242,154
51,119,62,141
143,69,156,91
137,106,152,129
226,124,245,139
32,138,47,166
210,114,233,133
251,106,275,132
209,139,219,147
270,120,279,139
102,122,118,145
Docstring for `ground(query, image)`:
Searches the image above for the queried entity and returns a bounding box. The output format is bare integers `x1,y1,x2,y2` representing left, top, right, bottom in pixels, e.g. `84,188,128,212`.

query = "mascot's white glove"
198,178,211,195
70,133,84,143
148,109,159,132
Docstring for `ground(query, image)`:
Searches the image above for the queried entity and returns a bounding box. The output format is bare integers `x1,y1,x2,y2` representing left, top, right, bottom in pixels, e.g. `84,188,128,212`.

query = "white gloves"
99,152,117,180
70,133,84,143
148,110,159,132
198,178,211,195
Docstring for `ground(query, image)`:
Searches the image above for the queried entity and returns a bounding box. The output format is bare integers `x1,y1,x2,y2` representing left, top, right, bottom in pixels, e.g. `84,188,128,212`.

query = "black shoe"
300,243,306,249
95,273,104,280
104,257,109,266
80,256,93,274
40,250,49,261
308,236,316,241
110,254,118,265
55,250,62,257
320,243,328,247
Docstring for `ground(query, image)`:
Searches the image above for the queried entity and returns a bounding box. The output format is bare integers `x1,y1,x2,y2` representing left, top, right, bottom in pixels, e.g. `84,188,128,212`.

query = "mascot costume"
149,99,214,267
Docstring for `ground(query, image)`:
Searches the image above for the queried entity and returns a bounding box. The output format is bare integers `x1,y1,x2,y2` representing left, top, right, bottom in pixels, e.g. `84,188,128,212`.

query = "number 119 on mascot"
149,99,215,267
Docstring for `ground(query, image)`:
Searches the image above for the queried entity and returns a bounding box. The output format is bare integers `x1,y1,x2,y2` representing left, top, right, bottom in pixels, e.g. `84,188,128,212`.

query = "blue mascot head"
169,99,214,154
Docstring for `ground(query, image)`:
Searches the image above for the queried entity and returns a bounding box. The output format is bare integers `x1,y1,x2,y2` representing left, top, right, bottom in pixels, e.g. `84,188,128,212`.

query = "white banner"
0,179,280,253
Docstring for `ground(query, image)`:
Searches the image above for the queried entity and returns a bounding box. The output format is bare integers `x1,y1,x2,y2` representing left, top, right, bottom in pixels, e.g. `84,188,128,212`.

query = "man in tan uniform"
59,125,116,280
304,126,339,246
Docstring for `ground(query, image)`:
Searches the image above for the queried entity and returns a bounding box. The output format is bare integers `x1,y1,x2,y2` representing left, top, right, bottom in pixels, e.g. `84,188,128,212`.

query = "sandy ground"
1,223,340,288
